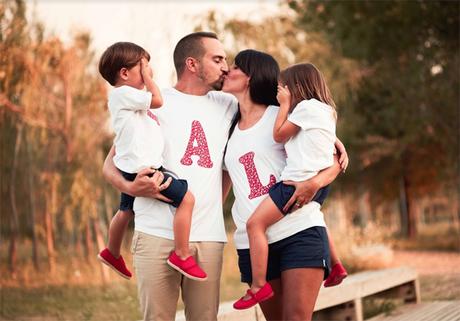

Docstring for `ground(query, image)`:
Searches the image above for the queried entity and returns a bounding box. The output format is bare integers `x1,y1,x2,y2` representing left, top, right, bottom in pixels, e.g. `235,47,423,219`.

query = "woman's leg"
246,197,284,293
258,278,283,321
281,268,324,321
108,209,133,257
173,191,195,258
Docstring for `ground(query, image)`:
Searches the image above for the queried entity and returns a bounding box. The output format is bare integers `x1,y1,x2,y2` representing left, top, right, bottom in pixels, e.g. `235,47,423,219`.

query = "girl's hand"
277,85,291,107
140,58,153,80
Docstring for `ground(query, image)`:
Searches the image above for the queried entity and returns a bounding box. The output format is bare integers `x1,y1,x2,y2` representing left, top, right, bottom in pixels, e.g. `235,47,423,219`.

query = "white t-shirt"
224,105,326,250
133,88,238,242
108,85,164,173
280,99,336,181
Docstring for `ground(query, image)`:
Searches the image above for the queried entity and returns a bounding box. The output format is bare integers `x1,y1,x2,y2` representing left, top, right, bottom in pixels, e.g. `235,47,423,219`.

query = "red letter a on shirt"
239,151,276,199
180,120,213,168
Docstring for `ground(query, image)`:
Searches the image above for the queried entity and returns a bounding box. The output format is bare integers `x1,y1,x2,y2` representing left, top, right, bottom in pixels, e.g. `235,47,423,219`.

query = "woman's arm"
102,145,172,201
282,154,341,212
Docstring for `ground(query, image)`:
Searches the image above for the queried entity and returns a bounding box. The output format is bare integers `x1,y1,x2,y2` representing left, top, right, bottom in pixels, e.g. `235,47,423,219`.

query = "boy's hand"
140,58,153,80
277,85,291,108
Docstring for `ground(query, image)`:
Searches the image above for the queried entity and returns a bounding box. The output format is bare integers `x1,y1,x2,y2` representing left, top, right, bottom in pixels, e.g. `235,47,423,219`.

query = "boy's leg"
326,228,340,266
132,231,182,321
246,197,284,292
181,241,224,321
108,209,133,257
173,191,195,258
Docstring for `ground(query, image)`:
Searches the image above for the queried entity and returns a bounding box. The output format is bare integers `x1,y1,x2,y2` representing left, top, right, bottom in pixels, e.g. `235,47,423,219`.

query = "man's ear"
185,57,198,73
119,67,129,81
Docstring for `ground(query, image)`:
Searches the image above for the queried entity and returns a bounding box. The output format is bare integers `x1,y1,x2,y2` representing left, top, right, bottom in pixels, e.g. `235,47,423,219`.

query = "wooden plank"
315,267,418,310
174,267,420,321
367,301,460,321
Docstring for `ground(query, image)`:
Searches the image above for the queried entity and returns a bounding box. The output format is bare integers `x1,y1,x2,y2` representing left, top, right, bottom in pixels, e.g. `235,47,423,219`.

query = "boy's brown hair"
99,42,150,86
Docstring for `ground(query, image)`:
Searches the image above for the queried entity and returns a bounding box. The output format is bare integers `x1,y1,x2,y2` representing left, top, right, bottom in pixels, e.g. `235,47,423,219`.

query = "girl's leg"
173,191,195,258
281,268,324,321
258,278,283,321
324,228,348,287
246,197,284,293
327,228,341,266
107,209,133,257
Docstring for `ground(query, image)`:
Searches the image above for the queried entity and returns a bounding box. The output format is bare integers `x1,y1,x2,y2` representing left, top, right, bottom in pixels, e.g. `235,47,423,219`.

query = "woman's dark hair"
235,49,279,106
226,50,280,150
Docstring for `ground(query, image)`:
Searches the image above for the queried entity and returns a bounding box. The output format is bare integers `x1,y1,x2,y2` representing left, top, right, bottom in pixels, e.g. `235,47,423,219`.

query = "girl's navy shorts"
237,226,331,283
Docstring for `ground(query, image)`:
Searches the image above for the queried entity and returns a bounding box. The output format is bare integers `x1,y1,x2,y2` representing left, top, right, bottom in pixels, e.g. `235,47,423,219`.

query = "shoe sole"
97,254,132,280
233,291,274,310
167,259,208,282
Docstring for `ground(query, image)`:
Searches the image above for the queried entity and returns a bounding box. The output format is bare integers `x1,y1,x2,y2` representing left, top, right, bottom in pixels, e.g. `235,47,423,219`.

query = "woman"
222,49,344,321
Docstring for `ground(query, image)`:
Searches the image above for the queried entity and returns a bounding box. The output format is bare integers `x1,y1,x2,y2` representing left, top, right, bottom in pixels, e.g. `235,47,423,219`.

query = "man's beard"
210,77,224,91
198,70,224,91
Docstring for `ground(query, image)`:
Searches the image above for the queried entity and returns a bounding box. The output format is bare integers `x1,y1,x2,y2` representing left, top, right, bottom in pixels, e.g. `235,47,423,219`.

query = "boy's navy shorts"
268,182,330,215
237,226,331,283
119,167,188,211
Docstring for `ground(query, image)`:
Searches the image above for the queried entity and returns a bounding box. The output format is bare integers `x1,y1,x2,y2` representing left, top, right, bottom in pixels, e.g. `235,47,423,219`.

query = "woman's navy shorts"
268,182,330,214
237,226,331,283
119,167,188,211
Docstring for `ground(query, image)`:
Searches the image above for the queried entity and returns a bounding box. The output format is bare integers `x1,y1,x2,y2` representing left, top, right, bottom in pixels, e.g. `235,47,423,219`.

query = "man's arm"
222,170,233,202
102,145,172,200
282,154,342,212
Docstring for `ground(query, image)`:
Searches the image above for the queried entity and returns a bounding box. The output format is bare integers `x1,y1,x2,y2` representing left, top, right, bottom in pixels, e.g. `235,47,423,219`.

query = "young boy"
97,42,206,281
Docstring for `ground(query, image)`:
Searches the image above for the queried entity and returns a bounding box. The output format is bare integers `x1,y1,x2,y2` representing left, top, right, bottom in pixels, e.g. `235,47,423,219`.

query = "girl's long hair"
280,63,337,118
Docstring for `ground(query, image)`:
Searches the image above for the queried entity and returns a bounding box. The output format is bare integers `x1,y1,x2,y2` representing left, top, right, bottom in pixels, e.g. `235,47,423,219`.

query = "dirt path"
391,250,460,275
390,250,460,301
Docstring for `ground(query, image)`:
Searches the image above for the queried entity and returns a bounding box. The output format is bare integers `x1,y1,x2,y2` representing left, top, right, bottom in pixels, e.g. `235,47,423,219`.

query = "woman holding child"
221,49,347,321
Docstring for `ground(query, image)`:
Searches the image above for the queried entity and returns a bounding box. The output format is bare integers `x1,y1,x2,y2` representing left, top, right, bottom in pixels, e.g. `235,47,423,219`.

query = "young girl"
233,63,347,309
97,42,206,281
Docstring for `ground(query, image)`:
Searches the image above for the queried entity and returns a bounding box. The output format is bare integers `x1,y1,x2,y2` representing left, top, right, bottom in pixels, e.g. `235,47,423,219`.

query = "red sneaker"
97,248,132,279
324,263,348,287
233,283,274,310
167,252,207,281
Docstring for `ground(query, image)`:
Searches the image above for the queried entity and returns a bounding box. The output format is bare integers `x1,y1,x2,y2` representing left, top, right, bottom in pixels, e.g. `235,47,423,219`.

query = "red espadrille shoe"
97,248,132,279
324,263,348,287
167,251,207,281
233,282,274,310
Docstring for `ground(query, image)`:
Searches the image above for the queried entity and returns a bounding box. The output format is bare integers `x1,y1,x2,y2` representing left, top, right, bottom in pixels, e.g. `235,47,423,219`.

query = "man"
102,32,236,321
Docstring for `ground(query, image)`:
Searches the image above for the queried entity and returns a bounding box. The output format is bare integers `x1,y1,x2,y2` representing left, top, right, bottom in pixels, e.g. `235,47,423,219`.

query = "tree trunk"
94,218,109,283
9,123,23,276
403,174,418,239
398,175,409,237
44,173,58,274
84,221,94,262
26,130,39,270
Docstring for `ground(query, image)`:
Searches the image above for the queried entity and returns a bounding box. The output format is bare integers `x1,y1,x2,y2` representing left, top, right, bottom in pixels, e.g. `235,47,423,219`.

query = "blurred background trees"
1,0,114,276
1,0,459,277
196,0,459,242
